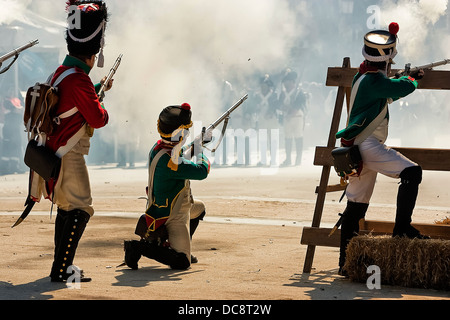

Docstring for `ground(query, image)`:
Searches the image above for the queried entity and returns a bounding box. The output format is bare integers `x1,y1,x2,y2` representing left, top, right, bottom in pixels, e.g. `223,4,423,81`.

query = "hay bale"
344,235,450,290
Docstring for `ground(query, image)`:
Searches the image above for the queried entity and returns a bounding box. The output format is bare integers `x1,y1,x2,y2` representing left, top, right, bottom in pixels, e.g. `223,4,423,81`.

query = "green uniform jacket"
336,71,418,142
145,141,210,231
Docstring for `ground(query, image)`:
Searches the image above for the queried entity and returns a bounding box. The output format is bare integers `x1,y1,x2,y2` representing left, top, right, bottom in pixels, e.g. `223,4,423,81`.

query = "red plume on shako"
181,103,191,111
389,22,400,36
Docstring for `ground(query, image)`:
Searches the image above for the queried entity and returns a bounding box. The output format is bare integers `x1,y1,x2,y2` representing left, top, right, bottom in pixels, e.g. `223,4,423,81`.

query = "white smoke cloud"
378,0,450,149
96,0,304,146
380,0,448,61
0,0,32,25
1,0,305,162
2,0,449,156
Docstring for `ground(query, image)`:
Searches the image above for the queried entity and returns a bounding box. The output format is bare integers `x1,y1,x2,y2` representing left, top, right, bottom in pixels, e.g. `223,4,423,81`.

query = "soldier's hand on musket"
410,69,425,80
202,128,213,144
192,135,203,155
100,76,114,91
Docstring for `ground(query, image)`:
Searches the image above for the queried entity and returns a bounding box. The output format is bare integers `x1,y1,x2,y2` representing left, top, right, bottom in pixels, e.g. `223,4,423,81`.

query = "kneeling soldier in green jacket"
124,102,210,270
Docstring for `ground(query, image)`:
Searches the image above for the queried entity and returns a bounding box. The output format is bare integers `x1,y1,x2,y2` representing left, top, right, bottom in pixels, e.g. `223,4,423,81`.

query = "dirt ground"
1,148,450,302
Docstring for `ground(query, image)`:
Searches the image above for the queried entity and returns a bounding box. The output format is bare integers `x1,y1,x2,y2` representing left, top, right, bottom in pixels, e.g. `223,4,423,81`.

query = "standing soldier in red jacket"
43,0,111,283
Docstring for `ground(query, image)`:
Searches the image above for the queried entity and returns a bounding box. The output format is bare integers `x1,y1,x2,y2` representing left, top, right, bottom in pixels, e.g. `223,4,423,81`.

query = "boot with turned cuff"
50,209,91,282
393,166,430,239
338,201,369,276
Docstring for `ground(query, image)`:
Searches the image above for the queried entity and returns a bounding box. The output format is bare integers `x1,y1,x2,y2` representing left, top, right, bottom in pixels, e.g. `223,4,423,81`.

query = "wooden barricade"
301,57,450,273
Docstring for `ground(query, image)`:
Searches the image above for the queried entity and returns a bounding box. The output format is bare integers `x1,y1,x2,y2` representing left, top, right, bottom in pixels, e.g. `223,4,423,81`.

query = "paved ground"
1,150,449,304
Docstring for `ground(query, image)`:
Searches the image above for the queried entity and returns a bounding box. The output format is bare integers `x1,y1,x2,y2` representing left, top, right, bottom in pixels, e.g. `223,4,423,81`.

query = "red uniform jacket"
46,55,109,153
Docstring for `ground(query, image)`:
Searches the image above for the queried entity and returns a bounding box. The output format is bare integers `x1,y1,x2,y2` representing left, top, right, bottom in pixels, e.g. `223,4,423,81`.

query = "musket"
98,53,123,102
184,93,249,159
395,58,450,78
0,39,39,74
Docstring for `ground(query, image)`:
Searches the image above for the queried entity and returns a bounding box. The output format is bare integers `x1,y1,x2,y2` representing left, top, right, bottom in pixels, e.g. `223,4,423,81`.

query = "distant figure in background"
278,69,307,166
116,119,139,168
251,74,279,166
0,94,26,174
214,80,236,166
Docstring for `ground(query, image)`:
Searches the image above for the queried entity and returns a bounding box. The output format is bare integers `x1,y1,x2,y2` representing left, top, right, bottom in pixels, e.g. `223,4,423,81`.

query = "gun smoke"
1,0,449,168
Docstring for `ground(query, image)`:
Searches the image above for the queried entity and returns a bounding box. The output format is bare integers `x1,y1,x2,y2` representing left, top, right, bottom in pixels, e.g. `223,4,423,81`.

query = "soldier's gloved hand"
192,137,203,156
202,128,213,144
100,76,114,91
410,69,425,80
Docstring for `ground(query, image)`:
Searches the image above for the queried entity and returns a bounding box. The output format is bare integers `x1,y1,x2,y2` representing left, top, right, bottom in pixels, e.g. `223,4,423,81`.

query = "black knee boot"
189,211,206,263
142,241,190,270
123,240,142,270
339,201,369,274
124,240,190,270
189,211,206,239
295,138,303,166
282,139,292,166
50,209,91,282
393,166,429,239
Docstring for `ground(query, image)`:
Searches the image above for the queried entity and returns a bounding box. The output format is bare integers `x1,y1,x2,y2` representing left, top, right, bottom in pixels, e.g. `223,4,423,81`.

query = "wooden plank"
416,70,450,90
326,67,357,88
314,146,335,167
301,227,388,248
314,146,450,171
301,222,450,248
314,184,346,194
393,147,450,171
301,227,341,247
361,220,450,239
326,67,450,90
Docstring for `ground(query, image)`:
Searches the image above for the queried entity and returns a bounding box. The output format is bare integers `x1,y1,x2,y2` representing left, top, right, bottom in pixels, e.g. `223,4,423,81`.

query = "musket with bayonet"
394,58,450,78
98,53,123,102
183,93,249,160
0,39,39,74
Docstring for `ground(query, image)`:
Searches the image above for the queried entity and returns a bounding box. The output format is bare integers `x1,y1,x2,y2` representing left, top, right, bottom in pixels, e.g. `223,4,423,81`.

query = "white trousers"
53,134,94,216
165,184,205,264
346,135,417,204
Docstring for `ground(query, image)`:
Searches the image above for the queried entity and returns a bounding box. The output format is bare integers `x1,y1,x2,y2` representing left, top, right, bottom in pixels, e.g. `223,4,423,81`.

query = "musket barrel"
409,59,450,73
98,53,122,101
207,93,248,130
183,93,249,159
0,39,39,63
105,53,122,82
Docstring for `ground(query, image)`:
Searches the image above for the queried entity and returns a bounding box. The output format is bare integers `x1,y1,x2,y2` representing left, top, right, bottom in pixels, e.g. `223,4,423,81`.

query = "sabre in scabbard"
98,53,123,102
329,213,344,237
